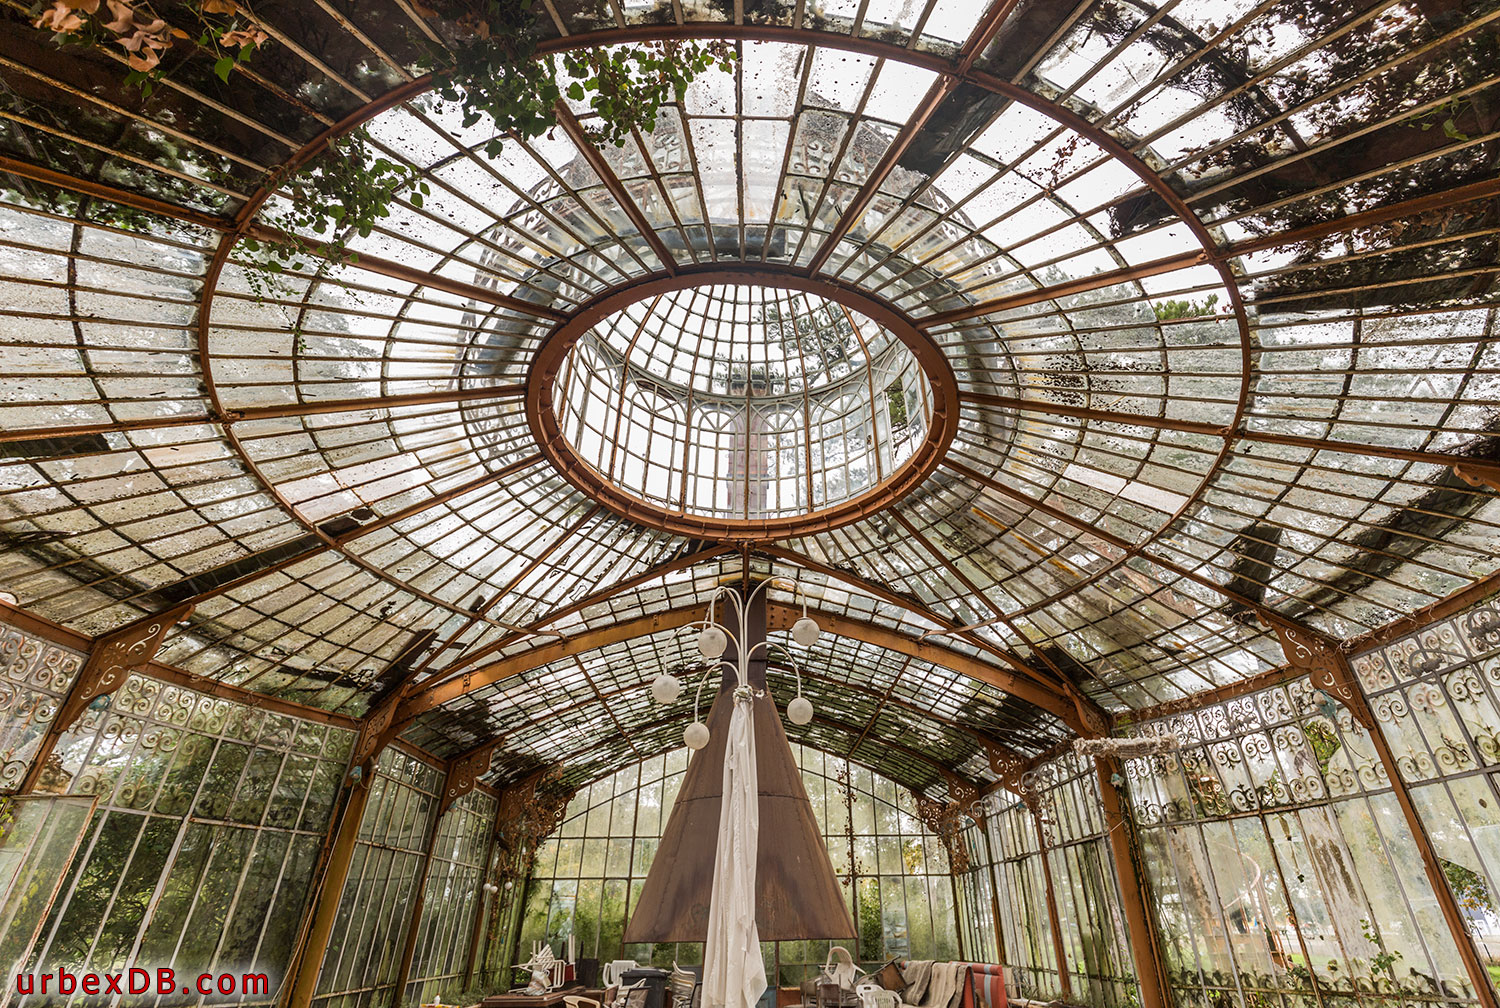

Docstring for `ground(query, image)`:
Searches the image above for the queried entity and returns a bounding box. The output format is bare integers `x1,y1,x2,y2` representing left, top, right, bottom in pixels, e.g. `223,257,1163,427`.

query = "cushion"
874,963,906,995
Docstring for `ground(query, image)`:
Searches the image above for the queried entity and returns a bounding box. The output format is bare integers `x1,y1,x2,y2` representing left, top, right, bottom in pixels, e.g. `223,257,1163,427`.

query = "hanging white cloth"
702,688,766,1008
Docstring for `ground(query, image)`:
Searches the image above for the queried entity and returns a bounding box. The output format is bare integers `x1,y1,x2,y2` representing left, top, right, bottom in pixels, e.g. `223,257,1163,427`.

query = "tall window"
519,745,961,983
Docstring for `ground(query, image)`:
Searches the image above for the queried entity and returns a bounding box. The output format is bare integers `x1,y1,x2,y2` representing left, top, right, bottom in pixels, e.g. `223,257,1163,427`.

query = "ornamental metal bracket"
55,602,194,734
439,739,502,816
349,694,404,785
984,744,1040,812
1453,462,1500,494
1262,617,1376,732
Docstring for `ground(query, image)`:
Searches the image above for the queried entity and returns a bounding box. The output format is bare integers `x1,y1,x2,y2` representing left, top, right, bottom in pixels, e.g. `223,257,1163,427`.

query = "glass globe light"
684,721,711,750
791,616,820,647
698,625,728,659
787,696,814,726
651,673,681,704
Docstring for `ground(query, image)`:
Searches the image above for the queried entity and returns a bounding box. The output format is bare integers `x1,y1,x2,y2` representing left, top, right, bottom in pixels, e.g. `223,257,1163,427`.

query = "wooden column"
1269,622,1500,1008
1031,811,1071,1000
19,602,192,793
1093,758,1168,1008
283,777,374,1008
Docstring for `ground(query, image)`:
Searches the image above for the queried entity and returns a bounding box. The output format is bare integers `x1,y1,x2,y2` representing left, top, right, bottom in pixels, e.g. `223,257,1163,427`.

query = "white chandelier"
649,577,819,749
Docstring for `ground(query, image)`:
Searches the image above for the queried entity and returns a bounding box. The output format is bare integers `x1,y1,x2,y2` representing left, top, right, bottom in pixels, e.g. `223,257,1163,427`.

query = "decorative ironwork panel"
16,672,354,1007
1123,668,1484,1008
0,620,83,792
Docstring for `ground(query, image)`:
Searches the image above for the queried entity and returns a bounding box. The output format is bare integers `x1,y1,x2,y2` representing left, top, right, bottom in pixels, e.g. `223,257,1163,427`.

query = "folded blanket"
900,962,933,1006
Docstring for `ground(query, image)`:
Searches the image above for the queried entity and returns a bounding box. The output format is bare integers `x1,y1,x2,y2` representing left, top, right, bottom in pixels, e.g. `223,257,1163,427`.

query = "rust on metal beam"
965,391,1500,480
397,601,1086,733
240,223,567,321
523,269,960,542
552,103,678,276
757,543,1070,699
919,250,1209,330
1095,757,1169,1008
806,76,960,276
429,544,737,686
0,154,234,233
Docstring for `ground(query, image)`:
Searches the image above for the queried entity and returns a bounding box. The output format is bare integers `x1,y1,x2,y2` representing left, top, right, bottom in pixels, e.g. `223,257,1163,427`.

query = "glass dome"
542,282,942,526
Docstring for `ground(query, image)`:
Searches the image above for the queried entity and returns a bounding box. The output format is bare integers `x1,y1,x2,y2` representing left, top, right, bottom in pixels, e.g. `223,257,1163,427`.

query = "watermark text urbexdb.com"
15,969,270,998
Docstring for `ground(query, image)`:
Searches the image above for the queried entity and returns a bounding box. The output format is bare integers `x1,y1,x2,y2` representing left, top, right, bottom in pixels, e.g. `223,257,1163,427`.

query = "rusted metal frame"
780,47,888,269
0,54,272,175
889,509,1111,731
1093,757,1168,1008
758,543,1086,717
416,504,601,675
0,153,233,233
102,453,546,673
960,396,1496,588
16,601,193,794
239,222,567,322
1031,810,1072,999
603,296,662,478
571,654,643,758
459,799,502,986
1311,654,1500,1008
803,72,960,275
391,114,625,298
283,772,375,1008
779,603,1086,737
523,266,960,541
427,544,737,688
398,600,1085,734
553,104,679,276
836,301,885,481
0,107,253,205
387,782,448,1008
921,249,1211,329
849,653,911,753
139,660,360,729
941,457,1379,653
1170,40,1500,202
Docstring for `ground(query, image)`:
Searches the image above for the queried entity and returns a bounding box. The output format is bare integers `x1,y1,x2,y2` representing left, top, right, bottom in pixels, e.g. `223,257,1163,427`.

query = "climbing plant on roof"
28,0,735,291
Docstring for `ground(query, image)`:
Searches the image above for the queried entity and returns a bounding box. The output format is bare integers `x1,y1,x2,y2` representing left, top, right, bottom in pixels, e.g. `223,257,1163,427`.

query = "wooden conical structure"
624,590,855,944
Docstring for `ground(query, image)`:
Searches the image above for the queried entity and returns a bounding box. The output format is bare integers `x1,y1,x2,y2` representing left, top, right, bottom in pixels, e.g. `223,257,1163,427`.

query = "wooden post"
283,777,373,1008
1031,811,1071,1000
1093,758,1168,1008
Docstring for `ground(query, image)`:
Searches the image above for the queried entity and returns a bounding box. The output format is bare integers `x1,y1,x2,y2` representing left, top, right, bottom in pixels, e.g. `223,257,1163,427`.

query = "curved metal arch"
395,600,1086,733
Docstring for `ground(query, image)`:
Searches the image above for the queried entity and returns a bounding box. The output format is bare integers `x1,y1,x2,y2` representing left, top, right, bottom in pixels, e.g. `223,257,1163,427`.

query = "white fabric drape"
702,692,766,1008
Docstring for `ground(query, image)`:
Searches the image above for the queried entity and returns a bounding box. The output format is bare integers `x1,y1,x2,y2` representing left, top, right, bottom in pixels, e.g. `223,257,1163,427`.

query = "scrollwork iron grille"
1122,655,1492,1008
14,670,355,1008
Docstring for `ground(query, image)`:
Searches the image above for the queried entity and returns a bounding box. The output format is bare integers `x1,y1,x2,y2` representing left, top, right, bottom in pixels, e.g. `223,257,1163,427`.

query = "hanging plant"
30,0,268,96
418,0,735,154
29,0,735,294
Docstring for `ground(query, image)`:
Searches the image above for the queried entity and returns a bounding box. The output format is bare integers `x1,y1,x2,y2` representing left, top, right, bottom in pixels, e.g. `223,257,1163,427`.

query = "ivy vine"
31,0,736,293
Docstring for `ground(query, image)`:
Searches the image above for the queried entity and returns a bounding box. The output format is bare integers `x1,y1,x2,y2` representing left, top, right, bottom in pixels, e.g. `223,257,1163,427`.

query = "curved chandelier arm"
691,657,738,723
757,639,805,697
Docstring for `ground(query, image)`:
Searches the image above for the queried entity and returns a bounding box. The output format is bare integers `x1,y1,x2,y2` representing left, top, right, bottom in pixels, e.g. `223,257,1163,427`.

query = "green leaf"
214,56,235,82
567,82,584,100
